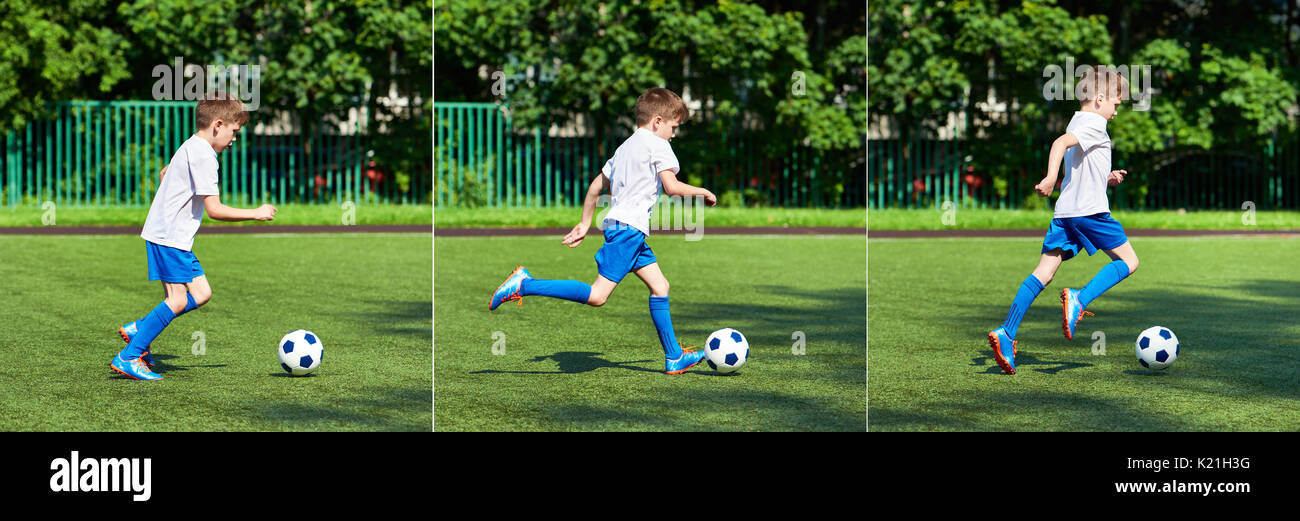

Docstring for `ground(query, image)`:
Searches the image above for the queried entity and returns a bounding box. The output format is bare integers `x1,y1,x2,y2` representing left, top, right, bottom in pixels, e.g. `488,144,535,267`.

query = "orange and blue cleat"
110,353,163,381
489,266,532,310
665,347,707,375
1060,288,1094,341
988,327,1017,374
118,321,156,368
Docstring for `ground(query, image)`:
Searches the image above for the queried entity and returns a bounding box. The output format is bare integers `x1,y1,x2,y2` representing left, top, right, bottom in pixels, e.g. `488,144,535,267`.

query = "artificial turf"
0,232,431,431
868,236,1300,431
434,233,866,431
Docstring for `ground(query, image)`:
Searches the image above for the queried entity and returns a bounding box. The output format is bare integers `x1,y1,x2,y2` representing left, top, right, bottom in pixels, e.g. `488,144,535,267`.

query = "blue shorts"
1042,213,1129,261
146,241,205,283
594,221,658,283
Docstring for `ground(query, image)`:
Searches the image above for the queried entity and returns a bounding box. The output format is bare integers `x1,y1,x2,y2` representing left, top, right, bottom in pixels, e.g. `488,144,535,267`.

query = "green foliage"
436,1,864,204
0,1,431,196
870,0,1300,207
0,0,131,132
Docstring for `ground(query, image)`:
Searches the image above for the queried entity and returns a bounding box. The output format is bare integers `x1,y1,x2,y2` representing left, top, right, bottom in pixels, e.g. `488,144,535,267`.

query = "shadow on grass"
971,350,1092,375
534,389,862,431
870,390,1192,431
673,284,865,382
253,387,431,431
470,351,660,375
340,300,431,339
106,353,227,379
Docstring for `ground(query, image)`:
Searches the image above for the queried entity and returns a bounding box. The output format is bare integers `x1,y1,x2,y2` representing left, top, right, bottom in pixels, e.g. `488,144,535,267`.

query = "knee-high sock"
519,278,592,304
1078,260,1130,308
177,293,198,316
649,295,682,359
122,301,177,360
1001,275,1045,339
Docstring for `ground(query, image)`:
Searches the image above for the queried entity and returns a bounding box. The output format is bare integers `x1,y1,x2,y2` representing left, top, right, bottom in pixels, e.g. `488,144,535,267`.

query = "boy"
489,87,718,374
111,93,277,381
988,66,1138,375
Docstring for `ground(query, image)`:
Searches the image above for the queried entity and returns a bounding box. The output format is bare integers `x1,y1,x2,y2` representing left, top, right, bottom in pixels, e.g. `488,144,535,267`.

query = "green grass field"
0,203,432,227
868,237,1300,431
434,234,865,431
0,232,431,431
868,208,1300,230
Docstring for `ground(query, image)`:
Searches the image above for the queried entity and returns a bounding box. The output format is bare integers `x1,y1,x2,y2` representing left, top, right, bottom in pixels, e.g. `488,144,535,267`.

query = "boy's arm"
561,173,609,248
202,195,277,222
657,170,717,206
1035,133,1080,196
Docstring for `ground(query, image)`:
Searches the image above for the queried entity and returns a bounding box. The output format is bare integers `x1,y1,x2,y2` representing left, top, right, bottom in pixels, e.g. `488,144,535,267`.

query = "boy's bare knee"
1126,257,1139,274
166,296,188,314
194,288,211,307
588,295,607,307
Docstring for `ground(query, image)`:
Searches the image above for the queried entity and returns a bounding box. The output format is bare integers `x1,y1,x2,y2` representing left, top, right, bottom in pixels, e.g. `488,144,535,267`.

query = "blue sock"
649,296,682,359
176,293,198,316
122,301,177,360
519,278,592,304
1001,275,1045,339
1078,260,1130,308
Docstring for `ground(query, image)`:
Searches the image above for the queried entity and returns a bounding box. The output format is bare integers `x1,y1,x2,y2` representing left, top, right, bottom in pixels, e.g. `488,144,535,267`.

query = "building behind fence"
868,136,1300,211
0,100,430,208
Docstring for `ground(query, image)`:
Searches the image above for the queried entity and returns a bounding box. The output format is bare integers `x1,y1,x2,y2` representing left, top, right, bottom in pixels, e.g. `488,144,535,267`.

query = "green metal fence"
0,100,426,208
434,102,865,208
869,136,1300,210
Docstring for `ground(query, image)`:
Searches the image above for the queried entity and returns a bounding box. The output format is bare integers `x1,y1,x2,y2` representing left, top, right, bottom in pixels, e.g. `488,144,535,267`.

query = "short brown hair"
634,87,690,126
196,92,249,130
1077,66,1129,102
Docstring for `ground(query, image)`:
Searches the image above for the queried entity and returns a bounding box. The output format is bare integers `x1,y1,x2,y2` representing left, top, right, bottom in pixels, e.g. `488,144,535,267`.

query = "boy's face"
651,116,680,142
1092,94,1123,121
210,120,242,153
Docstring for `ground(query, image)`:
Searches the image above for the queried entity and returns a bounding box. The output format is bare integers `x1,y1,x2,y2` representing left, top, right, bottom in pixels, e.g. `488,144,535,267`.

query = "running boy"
111,93,277,381
989,66,1138,374
489,87,718,374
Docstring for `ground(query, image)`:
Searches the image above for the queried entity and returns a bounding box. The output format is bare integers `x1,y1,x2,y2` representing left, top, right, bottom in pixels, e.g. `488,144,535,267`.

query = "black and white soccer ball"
1135,326,1179,370
705,328,749,374
278,329,323,376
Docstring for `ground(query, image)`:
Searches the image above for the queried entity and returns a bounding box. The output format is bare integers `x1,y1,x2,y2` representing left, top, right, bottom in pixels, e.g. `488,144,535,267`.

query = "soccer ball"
1135,326,1179,370
704,328,749,374
278,329,323,376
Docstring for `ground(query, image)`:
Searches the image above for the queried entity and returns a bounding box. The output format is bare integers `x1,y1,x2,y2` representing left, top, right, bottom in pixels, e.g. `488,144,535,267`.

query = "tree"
435,0,864,205
0,0,131,132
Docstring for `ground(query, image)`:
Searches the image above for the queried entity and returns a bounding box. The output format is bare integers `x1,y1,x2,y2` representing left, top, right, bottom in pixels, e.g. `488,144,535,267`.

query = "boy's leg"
121,279,204,360
1000,251,1062,339
120,281,188,359
633,263,705,374
582,275,617,306
991,232,1070,374
1076,241,1137,309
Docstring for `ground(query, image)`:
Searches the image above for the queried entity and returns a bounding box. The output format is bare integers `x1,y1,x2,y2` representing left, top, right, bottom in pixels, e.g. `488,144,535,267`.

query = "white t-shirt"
1054,111,1112,218
140,135,221,251
600,128,680,235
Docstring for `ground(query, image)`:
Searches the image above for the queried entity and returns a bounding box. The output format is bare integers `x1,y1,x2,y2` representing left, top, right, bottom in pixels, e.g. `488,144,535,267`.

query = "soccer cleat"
118,322,156,367
109,353,163,381
665,346,706,375
988,327,1017,375
1060,288,1095,340
489,266,532,310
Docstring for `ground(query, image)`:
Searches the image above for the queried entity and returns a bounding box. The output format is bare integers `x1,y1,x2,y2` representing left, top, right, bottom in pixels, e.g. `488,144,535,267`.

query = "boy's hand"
561,222,589,248
1034,178,1056,197
1108,170,1127,186
254,204,277,221
703,189,717,207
